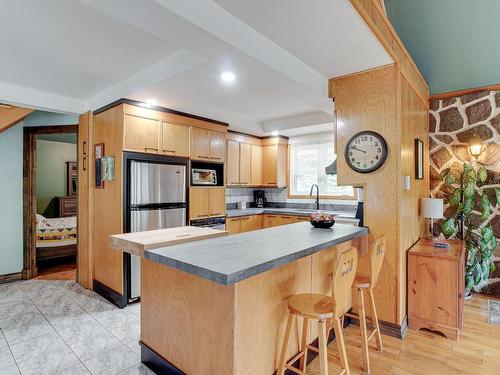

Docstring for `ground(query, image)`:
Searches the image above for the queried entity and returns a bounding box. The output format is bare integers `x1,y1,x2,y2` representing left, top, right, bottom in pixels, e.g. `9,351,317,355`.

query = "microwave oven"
192,168,217,185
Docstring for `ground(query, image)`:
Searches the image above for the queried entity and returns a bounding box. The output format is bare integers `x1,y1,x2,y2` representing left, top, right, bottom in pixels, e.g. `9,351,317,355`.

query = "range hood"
325,158,337,175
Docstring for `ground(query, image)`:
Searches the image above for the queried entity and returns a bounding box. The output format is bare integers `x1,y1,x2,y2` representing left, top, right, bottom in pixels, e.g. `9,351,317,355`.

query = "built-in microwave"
192,168,217,185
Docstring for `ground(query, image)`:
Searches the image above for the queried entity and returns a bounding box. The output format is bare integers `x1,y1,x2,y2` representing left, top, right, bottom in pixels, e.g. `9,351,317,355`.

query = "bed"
36,214,77,261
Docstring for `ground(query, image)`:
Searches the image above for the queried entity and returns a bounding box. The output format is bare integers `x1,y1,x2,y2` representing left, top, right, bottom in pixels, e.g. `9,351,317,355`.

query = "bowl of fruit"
309,212,335,229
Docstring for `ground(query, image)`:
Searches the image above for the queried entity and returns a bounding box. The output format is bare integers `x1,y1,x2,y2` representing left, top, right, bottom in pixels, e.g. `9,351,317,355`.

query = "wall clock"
344,131,388,173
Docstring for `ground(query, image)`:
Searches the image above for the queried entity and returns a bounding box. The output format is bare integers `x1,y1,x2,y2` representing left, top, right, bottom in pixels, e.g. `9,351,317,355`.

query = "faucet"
309,184,320,211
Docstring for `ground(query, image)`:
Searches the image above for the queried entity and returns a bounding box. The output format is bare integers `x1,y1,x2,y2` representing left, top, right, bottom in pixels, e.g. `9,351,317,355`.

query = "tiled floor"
0,279,151,375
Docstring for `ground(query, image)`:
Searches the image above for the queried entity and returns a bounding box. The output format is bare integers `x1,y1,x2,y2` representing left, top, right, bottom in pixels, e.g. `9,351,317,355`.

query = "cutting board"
109,226,228,257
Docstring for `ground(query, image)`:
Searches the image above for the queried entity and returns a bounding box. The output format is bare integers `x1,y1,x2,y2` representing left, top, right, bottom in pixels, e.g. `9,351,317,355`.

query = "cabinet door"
261,145,277,186
189,188,210,219
239,143,251,186
161,122,190,157
124,114,159,153
250,144,262,186
295,216,309,223
263,214,280,228
226,140,240,186
209,187,226,217
226,217,241,234
191,127,210,160
276,144,288,188
239,215,253,233
210,131,226,161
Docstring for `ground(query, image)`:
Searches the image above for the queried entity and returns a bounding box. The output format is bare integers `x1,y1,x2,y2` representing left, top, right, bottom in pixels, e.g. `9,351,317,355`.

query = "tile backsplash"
226,187,357,206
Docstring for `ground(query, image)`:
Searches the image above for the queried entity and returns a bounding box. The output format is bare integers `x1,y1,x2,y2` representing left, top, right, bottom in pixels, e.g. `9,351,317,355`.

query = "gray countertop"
145,223,368,285
226,207,357,219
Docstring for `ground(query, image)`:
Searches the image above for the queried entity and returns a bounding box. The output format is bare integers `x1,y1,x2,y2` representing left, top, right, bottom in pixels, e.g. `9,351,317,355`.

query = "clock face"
344,131,388,173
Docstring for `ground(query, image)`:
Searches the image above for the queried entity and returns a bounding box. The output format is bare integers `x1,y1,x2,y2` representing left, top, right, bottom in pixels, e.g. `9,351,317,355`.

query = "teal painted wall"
384,0,500,94
36,140,77,218
0,111,78,276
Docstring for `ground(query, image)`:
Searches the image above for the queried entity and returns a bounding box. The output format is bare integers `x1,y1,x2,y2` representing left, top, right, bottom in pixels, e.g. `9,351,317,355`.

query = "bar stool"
343,235,386,375
277,247,358,375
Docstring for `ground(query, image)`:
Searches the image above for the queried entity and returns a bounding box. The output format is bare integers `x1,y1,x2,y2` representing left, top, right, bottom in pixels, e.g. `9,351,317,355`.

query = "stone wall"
429,89,500,296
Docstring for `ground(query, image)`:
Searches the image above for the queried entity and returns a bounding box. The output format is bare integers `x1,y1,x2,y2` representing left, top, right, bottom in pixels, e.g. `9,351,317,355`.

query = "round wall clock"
344,131,388,173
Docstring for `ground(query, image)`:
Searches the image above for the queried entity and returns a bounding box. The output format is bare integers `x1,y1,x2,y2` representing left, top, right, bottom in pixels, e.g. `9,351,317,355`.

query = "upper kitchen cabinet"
124,114,160,154
261,142,287,188
226,140,251,186
161,121,190,157
250,144,262,186
192,128,227,162
189,187,226,220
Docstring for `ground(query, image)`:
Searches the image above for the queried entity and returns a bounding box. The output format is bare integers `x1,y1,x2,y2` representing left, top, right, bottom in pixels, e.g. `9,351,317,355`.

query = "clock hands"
351,145,366,154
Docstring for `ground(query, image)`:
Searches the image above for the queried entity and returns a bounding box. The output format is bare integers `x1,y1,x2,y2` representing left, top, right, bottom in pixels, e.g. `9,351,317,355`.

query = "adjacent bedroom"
32,130,78,279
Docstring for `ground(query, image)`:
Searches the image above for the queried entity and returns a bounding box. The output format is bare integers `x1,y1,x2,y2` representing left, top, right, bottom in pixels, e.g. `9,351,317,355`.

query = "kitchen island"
112,222,368,374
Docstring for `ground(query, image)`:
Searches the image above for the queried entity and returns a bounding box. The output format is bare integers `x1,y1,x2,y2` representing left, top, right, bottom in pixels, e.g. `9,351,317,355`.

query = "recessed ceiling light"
221,71,236,83
271,131,279,136
145,98,157,106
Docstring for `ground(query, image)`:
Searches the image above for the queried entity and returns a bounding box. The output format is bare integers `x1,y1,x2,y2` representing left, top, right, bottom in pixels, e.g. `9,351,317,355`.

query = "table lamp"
421,198,443,239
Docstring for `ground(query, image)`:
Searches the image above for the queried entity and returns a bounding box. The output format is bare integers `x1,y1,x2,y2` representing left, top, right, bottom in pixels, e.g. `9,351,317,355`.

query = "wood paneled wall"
92,106,125,295
329,64,429,325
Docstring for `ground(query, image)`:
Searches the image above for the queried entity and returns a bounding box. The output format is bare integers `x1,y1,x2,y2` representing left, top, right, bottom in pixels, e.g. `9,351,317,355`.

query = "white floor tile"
83,345,140,375
0,347,15,370
9,332,67,363
17,346,79,375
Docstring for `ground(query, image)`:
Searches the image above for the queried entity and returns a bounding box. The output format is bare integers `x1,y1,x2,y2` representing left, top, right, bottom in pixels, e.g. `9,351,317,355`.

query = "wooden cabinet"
124,114,160,153
226,140,251,186
189,187,226,220
161,121,190,157
227,215,263,234
262,214,281,228
192,128,226,161
408,239,465,339
261,144,287,187
278,215,294,225
294,216,309,223
210,131,226,161
191,127,210,160
250,144,262,185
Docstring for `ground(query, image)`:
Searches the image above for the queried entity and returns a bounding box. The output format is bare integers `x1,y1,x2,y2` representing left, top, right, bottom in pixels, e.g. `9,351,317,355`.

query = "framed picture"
415,139,424,180
94,143,105,188
101,156,115,181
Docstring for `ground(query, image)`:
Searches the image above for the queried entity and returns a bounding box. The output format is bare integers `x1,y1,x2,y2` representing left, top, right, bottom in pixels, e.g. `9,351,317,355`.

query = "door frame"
23,125,78,279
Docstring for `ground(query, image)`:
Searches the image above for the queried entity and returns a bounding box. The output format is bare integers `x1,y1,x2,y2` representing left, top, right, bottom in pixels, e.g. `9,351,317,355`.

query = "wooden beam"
0,105,33,133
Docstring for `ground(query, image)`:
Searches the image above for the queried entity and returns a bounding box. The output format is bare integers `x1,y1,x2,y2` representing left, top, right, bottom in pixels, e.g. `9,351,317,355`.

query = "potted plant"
439,163,497,296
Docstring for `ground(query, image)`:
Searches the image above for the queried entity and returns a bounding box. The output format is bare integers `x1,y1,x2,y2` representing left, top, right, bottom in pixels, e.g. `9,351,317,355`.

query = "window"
289,134,354,198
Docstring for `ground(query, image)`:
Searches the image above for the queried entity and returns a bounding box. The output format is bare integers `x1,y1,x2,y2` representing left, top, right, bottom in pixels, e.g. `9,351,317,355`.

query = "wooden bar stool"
343,235,385,375
277,247,358,375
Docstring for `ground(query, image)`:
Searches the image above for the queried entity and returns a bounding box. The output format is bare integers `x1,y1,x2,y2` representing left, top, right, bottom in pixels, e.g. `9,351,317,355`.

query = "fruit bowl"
309,212,335,229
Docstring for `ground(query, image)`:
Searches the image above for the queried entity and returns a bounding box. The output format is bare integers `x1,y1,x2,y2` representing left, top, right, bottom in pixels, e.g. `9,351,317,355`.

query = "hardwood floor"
306,294,500,374
35,257,76,280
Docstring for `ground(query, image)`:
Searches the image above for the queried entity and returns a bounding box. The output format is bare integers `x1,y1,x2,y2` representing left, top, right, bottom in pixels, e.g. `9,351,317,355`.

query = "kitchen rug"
488,300,500,325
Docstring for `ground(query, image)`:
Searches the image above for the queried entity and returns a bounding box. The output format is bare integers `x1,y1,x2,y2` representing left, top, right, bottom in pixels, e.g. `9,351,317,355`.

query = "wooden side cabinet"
408,239,465,339
189,187,226,220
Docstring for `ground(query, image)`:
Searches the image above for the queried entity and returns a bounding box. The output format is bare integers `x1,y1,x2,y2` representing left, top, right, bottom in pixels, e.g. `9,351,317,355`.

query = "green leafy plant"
439,163,498,295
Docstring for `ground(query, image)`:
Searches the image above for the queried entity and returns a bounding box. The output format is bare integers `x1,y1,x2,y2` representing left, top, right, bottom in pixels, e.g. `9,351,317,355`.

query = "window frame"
287,139,357,200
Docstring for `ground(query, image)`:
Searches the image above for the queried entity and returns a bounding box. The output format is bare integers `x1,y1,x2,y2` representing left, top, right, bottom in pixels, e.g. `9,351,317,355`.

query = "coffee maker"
253,190,267,208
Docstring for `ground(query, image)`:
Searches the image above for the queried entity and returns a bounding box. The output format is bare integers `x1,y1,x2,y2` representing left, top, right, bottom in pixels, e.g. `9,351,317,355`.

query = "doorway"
23,125,78,280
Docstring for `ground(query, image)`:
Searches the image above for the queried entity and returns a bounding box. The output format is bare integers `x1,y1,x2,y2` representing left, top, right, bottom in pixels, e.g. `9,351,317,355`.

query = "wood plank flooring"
35,258,76,281
306,294,500,374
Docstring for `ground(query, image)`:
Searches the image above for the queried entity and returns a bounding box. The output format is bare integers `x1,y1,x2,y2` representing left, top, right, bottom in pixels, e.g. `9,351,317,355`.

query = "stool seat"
288,293,335,320
352,275,371,289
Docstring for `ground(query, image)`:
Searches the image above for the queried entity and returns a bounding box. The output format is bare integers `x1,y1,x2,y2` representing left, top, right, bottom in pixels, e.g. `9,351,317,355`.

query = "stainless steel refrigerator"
127,159,187,301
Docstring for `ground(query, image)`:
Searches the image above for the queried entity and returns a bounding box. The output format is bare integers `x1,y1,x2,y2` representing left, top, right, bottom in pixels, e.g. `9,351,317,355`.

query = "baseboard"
93,279,127,309
140,341,185,375
0,272,23,284
351,315,408,339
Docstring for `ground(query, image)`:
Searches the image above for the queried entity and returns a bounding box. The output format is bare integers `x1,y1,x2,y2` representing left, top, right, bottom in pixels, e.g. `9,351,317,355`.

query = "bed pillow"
36,214,51,227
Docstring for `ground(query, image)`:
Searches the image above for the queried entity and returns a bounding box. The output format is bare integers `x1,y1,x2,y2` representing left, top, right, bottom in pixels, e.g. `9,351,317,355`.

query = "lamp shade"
421,198,443,219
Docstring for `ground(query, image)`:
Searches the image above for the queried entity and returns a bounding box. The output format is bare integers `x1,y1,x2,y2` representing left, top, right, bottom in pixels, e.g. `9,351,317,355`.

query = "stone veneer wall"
429,89,500,296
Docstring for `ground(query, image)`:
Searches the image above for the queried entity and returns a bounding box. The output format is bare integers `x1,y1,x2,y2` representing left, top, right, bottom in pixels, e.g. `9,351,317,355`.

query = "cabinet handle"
267,215,277,218
240,182,248,185
267,182,276,184
82,156,87,171
163,149,176,153
197,155,210,159
145,147,159,153
211,157,222,160
211,213,222,216
82,141,88,156
241,217,250,220
196,214,207,218
231,182,240,184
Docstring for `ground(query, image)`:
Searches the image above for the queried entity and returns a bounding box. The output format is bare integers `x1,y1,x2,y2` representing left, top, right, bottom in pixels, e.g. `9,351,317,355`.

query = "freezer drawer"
129,207,186,300
130,161,186,205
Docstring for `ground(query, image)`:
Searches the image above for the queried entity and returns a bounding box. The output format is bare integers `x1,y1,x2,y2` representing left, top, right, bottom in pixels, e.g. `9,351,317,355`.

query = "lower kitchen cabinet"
227,215,262,234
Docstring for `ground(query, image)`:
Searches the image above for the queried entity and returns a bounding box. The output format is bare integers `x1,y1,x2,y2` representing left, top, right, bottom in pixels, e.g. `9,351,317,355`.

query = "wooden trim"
23,125,78,280
140,342,185,375
330,63,395,84
350,315,408,339
93,279,128,308
429,84,500,100
0,272,23,284
227,129,289,141
94,98,229,126
287,194,357,201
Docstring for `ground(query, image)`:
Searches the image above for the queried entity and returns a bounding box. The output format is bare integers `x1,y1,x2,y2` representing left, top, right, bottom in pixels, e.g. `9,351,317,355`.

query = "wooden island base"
140,240,363,374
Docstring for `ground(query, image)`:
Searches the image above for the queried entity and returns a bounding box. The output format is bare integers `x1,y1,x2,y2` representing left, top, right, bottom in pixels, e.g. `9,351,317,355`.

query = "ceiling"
384,0,500,95
0,0,392,135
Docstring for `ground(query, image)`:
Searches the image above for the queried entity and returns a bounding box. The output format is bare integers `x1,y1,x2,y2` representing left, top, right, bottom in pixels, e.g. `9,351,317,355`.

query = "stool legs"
318,319,328,375
368,288,383,352
357,288,370,374
278,312,294,375
332,317,350,375
300,318,309,372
